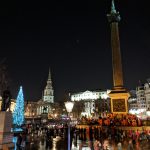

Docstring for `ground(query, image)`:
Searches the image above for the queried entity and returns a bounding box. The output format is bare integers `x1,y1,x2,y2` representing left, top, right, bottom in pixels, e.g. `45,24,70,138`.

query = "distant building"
129,80,150,116
128,84,147,113
136,84,147,110
128,90,138,110
24,101,38,118
144,81,150,110
70,90,110,117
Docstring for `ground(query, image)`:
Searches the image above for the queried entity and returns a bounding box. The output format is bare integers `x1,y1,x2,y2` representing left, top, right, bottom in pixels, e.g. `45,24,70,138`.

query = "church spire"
46,68,52,88
43,68,54,103
48,68,51,81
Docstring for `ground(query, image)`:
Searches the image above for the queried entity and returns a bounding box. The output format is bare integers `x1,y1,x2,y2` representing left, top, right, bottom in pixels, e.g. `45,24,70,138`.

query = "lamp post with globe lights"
64,101,74,150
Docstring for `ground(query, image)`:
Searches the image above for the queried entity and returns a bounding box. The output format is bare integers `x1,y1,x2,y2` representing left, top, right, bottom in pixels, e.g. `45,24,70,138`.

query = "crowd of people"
12,113,150,150
79,113,143,127
13,124,150,150
77,125,150,150
13,124,73,150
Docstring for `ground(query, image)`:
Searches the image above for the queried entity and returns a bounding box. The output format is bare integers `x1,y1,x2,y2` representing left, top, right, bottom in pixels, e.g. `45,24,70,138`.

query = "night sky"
0,0,150,101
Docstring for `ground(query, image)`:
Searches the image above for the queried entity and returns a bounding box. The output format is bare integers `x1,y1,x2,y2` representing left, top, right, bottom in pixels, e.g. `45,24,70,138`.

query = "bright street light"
65,101,74,113
64,101,74,150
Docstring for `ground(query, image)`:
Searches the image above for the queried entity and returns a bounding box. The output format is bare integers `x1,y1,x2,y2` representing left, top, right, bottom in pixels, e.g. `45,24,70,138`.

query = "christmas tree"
13,86,24,127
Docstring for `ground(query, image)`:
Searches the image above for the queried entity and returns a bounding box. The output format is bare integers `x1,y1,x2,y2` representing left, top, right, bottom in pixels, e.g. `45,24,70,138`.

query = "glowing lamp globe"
147,110,150,116
65,101,74,113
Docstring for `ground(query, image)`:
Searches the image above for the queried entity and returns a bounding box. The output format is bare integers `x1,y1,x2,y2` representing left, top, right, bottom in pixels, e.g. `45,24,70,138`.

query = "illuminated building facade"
128,85,146,114
136,84,146,110
129,82,150,116
70,90,110,117
24,101,38,118
128,90,138,110
144,82,150,110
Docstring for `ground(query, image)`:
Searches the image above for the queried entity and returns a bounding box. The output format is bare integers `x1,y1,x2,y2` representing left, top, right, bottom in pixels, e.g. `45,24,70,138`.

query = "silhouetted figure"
83,128,86,141
1,87,11,111
16,134,22,150
89,127,93,141
45,136,52,149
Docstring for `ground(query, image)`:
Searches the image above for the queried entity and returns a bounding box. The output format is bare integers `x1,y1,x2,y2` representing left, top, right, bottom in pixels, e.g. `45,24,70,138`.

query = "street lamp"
65,101,74,150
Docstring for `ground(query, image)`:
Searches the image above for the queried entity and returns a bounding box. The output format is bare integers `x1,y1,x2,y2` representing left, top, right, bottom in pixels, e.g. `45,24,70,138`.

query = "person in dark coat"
16,134,22,150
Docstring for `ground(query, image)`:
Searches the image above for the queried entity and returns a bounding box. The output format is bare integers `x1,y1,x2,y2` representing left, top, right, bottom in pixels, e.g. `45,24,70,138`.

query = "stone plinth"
0,112,14,150
109,88,130,114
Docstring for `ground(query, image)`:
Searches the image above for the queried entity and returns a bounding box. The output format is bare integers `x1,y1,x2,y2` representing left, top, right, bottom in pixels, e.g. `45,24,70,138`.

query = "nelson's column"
107,0,130,114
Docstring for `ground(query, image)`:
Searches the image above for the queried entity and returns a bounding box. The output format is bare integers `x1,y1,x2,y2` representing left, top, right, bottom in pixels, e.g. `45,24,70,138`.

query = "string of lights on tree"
13,86,24,127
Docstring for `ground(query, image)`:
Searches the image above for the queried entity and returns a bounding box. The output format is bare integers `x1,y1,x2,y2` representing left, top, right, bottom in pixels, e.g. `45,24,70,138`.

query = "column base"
109,88,130,114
